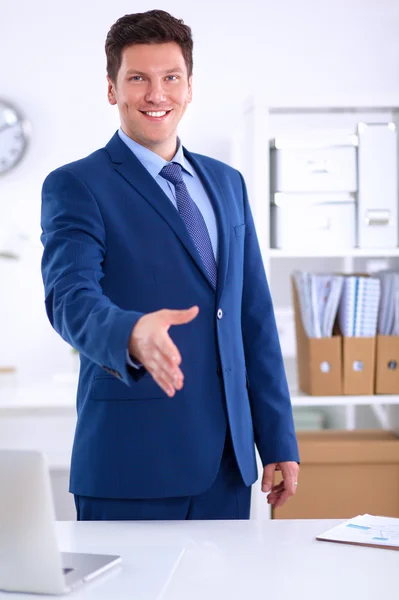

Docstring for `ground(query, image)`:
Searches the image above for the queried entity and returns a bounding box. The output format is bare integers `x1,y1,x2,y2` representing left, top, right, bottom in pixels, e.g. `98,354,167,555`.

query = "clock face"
0,99,29,175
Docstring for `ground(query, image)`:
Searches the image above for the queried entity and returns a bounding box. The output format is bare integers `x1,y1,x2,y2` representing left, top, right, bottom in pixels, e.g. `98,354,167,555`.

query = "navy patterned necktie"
160,162,217,288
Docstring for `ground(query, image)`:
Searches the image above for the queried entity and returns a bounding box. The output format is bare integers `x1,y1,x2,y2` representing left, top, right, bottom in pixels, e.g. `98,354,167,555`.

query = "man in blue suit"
41,10,299,520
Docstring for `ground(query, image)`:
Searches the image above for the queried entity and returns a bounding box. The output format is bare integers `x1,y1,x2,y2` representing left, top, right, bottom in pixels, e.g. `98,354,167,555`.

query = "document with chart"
316,514,399,550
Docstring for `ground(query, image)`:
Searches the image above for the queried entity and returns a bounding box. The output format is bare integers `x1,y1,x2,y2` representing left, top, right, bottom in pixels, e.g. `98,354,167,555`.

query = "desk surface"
2,519,396,600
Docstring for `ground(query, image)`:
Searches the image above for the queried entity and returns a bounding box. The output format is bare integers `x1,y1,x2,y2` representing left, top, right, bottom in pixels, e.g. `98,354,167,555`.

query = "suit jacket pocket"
92,374,168,401
234,224,246,238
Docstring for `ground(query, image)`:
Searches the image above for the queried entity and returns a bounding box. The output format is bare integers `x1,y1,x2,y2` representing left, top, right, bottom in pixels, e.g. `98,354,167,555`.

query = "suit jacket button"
217,367,222,378
217,308,223,319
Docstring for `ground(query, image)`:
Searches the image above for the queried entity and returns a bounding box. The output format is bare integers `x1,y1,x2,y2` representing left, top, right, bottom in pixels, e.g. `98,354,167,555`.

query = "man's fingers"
280,462,299,496
150,356,184,392
274,475,297,497
153,340,184,389
267,487,290,506
163,306,199,326
267,464,299,507
155,337,182,368
151,371,176,397
272,489,291,509
267,484,284,503
261,464,276,493
270,481,285,494
129,307,198,371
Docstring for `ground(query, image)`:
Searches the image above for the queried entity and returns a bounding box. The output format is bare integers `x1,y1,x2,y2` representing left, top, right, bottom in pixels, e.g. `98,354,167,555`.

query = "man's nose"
145,82,166,104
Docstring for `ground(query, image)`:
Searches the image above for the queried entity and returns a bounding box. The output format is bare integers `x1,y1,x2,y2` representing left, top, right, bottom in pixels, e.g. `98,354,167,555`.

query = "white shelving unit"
270,248,399,258
234,98,399,519
234,97,399,424
233,97,399,428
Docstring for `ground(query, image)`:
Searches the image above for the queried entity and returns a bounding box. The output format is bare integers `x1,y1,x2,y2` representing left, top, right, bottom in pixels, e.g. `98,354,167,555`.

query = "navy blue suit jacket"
41,132,299,499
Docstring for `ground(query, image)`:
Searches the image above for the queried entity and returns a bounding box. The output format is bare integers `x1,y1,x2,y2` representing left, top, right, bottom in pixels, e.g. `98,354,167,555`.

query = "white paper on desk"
316,514,399,548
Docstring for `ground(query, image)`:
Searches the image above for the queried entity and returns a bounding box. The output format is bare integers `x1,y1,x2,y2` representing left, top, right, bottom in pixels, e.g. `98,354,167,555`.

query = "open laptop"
0,450,121,595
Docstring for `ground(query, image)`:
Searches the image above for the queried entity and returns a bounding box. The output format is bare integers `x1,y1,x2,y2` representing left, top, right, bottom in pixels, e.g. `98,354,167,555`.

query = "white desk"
1,519,396,600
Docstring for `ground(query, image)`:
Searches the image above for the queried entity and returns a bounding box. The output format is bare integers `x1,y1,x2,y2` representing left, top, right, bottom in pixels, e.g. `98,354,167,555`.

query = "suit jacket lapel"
183,148,230,302
105,133,214,290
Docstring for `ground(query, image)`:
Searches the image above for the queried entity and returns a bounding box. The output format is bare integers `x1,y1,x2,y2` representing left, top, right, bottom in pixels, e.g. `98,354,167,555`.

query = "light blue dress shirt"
118,128,219,368
118,128,218,260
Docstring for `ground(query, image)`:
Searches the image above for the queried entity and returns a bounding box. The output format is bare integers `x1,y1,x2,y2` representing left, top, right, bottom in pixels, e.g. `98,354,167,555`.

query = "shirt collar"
118,128,194,179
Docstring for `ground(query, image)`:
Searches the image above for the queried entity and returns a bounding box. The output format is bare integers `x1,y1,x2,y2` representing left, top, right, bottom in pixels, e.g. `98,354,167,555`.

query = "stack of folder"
292,271,384,396
293,270,399,339
338,276,380,338
375,271,399,335
292,271,344,338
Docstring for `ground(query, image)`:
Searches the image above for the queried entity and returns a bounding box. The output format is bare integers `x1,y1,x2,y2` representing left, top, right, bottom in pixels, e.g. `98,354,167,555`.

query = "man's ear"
107,76,117,105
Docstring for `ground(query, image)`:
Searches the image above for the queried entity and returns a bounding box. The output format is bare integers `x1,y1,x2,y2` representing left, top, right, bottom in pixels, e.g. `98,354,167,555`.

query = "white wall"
1,0,399,381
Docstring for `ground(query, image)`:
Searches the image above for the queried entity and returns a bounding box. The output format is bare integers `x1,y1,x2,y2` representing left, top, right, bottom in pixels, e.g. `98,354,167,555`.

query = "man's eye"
166,75,178,81
130,76,143,81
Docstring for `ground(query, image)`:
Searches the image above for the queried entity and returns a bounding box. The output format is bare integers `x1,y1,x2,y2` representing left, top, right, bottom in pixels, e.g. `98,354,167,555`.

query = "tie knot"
160,162,183,186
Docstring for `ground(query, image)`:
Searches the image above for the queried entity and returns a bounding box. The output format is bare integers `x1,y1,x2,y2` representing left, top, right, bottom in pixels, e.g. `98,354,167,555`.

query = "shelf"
269,248,399,258
268,104,399,114
242,96,399,115
0,377,77,411
290,390,399,407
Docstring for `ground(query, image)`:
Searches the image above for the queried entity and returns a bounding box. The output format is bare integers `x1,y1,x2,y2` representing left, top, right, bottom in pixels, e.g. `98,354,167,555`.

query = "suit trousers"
74,430,252,520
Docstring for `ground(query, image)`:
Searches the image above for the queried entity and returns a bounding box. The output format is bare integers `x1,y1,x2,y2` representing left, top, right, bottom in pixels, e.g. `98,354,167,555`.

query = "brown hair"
105,10,194,82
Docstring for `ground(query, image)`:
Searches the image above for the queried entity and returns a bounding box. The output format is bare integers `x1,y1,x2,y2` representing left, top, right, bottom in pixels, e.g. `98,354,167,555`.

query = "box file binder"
342,336,376,395
292,278,342,396
337,275,378,395
292,274,377,396
375,335,399,394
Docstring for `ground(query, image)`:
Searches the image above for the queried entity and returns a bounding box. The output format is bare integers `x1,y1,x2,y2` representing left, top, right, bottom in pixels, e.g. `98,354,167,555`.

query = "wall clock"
0,98,29,175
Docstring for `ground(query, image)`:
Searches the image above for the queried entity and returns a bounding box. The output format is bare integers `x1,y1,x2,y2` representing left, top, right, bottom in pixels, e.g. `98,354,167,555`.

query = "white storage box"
270,138,357,193
271,193,356,250
357,122,398,249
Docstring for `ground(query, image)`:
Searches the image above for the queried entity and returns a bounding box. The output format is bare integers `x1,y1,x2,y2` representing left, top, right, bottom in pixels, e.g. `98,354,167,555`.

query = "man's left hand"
261,461,299,509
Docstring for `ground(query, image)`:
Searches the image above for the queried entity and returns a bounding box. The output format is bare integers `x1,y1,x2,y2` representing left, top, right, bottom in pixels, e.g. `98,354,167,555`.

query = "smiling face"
107,42,192,161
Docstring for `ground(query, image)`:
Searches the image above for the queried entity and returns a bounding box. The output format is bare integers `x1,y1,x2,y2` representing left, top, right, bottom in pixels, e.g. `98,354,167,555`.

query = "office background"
1,0,399,519
1,0,398,379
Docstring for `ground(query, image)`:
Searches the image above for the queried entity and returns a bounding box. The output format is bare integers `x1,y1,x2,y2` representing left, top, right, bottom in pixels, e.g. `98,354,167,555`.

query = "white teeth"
145,111,167,117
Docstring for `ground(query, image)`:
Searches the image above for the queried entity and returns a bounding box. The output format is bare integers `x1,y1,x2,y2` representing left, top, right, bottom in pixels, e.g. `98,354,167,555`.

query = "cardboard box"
272,430,399,519
342,336,376,395
292,279,342,396
375,335,399,394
